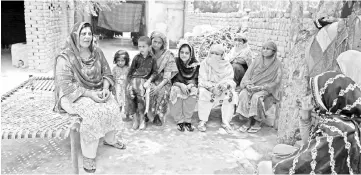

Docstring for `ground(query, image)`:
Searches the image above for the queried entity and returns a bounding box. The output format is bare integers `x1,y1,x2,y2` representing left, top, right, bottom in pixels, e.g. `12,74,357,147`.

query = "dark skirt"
232,62,248,87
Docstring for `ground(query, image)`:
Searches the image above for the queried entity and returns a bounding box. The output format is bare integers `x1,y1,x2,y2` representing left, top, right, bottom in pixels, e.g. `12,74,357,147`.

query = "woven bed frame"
1,76,80,174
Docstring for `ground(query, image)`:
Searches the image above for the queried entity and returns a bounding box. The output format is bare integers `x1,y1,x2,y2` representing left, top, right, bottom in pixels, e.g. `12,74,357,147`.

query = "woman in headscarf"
272,71,361,174
197,44,238,133
53,22,125,173
236,41,282,133
225,33,254,88
336,50,361,85
148,31,179,126
170,43,200,132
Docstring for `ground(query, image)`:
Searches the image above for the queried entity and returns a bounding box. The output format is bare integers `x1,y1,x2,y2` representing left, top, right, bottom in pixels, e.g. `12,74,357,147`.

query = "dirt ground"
1,38,278,174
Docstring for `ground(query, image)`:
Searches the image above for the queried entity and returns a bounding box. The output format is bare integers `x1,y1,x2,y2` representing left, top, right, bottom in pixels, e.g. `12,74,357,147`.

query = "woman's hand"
89,91,107,103
250,86,263,92
143,80,151,89
179,83,189,95
150,85,161,96
245,84,254,91
101,88,110,100
217,83,227,92
211,87,222,96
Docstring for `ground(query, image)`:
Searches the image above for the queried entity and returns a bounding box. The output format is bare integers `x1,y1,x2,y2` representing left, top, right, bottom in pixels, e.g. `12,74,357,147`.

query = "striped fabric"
98,3,142,32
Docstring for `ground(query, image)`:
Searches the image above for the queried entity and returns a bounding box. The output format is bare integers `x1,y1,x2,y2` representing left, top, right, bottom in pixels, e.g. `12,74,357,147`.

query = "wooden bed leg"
70,128,79,174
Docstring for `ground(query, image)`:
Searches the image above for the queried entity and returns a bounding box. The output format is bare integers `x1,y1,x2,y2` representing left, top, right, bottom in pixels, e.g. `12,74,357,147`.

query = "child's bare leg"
132,113,139,130
139,113,146,130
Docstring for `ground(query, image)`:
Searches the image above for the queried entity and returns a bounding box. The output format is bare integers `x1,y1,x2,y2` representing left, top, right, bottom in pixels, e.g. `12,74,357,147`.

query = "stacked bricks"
246,11,293,60
24,0,74,72
185,12,248,34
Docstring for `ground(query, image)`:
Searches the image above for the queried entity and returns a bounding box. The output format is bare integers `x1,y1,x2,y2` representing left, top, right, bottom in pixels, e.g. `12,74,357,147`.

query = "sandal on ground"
83,156,96,173
247,126,262,133
197,121,207,132
177,123,185,132
184,123,194,132
238,125,250,133
103,140,126,149
221,123,234,134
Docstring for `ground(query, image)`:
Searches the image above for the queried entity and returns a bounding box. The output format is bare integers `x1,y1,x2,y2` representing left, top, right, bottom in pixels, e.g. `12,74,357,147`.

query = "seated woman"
197,44,238,133
272,71,361,174
148,31,178,126
225,33,253,88
170,43,199,132
236,41,282,133
53,22,125,173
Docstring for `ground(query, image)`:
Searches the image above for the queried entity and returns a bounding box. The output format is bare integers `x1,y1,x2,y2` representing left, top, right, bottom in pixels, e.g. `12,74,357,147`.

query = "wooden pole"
70,125,79,174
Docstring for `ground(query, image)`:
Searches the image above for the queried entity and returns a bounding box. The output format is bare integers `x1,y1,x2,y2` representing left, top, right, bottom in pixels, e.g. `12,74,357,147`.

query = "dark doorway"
1,1,26,49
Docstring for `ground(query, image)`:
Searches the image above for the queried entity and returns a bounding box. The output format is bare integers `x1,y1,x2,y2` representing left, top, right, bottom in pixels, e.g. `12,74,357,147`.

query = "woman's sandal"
83,156,96,173
177,123,185,132
184,123,194,132
238,125,250,133
103,140,127,149
247,126,262,133
221,123,234,134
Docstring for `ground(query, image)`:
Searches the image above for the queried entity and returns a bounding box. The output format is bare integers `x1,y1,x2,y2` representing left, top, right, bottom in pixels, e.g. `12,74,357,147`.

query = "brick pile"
24,0,74,72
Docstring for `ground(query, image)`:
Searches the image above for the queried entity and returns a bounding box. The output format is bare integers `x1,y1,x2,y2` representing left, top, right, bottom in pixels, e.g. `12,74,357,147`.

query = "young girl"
112,50,130,120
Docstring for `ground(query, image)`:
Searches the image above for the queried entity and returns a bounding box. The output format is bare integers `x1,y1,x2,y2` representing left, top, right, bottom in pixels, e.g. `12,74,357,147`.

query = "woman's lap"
150,83,171,117
71,95,123,143
237,89,268,118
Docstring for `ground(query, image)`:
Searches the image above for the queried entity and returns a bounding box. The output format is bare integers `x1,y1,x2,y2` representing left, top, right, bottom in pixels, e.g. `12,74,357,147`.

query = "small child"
112,50,130,120
127,36,157,130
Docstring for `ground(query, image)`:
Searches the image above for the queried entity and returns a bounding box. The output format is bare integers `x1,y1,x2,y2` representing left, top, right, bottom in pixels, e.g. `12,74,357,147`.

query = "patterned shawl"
242,41,282,99
54,22,113,111
310,71,361,119
173,43,199,85
150,31,178,79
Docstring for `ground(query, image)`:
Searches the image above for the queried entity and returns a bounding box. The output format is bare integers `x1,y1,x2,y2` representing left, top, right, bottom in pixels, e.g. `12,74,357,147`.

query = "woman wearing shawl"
236,41,282,133
53,22,125,173
148,31,178,126
336,50,361,85
170,43,199,132
225,33,253,88
197,44,238,133
272,71,361,174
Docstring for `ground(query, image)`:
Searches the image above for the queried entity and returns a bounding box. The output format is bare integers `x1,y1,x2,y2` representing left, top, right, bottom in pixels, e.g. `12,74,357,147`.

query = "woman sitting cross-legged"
197,44,238,133
170,43,200,132
53,22,126,173
236,41,282,133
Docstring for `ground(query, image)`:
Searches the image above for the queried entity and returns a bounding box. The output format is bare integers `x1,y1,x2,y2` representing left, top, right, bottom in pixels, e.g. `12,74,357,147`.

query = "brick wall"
184,2,315,61
24,0,75,72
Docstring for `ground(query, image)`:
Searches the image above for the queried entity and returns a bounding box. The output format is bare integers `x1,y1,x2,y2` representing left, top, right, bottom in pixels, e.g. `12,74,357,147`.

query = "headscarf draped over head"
150,31,178,77
150,31,168,51
201,44,234,83
310,71,361,119
241,41,282,100
62,22,96,57
235,33,248,43
173,43,199,84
